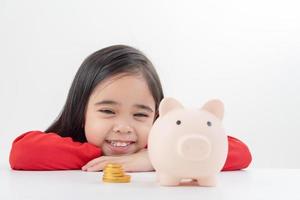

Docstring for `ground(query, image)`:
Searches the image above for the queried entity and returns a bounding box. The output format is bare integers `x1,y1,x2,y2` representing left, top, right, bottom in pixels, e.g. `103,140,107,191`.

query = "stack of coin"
102,163,131,183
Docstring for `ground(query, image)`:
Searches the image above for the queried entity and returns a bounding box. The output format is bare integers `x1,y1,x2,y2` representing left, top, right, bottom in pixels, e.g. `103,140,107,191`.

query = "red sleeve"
221,135,252,171
9,131,102,170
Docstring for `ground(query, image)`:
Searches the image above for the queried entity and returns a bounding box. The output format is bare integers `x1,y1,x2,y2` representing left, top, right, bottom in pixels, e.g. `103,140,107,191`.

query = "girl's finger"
86,162,107,172
86,157,125,172
82,156,123,171
82,157,104,170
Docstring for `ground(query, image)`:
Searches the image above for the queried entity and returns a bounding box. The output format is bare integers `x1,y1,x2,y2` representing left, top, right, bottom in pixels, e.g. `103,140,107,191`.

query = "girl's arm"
82,135,252,172
9,131,101,170
222,136,252,171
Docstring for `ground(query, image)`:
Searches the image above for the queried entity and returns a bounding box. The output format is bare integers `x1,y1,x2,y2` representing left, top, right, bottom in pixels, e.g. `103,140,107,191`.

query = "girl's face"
84,74,156,156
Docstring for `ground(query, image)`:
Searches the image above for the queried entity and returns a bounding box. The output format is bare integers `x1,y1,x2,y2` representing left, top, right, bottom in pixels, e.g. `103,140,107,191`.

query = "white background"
2,169,300,200
1,0,300,168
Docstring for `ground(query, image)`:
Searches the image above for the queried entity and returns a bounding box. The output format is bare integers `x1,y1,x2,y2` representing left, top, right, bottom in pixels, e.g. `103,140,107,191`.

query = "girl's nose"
113,124,133,134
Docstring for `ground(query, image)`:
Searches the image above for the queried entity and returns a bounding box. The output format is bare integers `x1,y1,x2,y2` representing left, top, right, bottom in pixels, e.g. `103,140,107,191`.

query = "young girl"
9,45,252,172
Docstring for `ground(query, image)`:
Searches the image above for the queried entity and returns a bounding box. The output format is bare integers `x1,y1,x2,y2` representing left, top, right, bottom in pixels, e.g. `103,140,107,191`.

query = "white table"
1,165,299,200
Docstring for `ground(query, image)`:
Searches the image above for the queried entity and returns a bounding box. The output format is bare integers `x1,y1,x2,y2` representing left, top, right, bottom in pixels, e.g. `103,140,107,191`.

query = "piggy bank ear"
159,97,184,116
201,99,224,120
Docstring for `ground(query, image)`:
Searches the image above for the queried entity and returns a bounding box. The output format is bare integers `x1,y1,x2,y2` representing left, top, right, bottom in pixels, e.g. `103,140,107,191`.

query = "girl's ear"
159,97,184,117
201,99,224,120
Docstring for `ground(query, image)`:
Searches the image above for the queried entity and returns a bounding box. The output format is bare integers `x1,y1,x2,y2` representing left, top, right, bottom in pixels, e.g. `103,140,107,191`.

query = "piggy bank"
148,97,228,186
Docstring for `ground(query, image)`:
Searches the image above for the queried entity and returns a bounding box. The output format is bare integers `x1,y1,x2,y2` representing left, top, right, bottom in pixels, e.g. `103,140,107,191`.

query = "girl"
9,45,252,172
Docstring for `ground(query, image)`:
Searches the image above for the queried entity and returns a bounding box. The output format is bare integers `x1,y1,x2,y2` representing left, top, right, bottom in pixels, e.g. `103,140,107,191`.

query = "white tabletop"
1,165,299,200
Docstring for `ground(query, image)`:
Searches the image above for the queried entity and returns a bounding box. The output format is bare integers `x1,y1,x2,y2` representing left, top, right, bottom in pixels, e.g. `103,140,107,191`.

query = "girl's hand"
81,149,154,172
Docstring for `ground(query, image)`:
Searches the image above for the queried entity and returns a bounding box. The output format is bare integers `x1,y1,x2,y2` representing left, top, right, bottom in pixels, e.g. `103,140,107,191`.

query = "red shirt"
9,131,252,171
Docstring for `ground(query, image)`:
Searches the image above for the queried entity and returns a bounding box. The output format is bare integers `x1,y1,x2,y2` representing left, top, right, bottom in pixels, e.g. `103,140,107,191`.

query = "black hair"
45,45,164,142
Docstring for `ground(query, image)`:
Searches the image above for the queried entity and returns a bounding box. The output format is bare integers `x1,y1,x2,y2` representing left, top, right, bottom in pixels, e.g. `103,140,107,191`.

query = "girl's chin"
102,140,137,156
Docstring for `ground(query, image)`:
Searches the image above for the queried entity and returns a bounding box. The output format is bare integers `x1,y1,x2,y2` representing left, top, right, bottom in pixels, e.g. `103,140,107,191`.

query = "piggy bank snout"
177,135,211,161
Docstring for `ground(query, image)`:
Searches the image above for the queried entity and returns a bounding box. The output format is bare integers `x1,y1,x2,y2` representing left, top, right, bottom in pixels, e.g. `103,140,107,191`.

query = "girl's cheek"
85,123,108,147
137,124,152,147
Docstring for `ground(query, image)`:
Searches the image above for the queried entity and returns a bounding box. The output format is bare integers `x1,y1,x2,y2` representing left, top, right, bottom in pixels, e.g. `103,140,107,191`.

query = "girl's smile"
104,140,136,155
84,74,156,156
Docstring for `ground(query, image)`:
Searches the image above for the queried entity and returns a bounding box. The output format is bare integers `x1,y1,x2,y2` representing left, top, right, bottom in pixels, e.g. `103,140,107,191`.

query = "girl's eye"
99,109,115,114
134,113,149,117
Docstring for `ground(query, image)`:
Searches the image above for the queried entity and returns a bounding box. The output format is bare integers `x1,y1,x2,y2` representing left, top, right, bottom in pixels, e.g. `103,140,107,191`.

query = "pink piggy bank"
148,97,228,186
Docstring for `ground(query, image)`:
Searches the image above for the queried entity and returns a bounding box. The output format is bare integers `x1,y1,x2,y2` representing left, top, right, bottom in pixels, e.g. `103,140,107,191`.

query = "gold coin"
103,180,130,183
102,163,131,183
103,176,131,181
104,168,124,172
103,171,124,174
103,172,125,176
104,169,123,172
105,163,122,168
103,178,131,182
103,174,130,179
103,170,123,173
103,173,124,176
104,168,122,170
103,174,125,177
103,179,130,183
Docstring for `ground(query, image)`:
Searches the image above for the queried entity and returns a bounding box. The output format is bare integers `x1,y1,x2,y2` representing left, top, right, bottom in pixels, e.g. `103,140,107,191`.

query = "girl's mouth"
105,140,136,154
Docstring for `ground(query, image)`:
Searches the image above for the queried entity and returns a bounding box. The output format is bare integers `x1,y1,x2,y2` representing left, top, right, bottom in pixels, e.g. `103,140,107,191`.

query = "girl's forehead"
89,74,155,107
95,73,143,90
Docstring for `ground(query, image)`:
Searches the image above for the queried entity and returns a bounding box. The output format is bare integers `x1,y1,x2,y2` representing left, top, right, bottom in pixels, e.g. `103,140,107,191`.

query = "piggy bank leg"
157,173,180,186
197,176,217,187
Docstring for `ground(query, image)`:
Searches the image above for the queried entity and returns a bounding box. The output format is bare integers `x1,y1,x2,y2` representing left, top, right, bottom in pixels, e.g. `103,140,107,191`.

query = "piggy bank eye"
207,121,212,126
176,120,181,125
